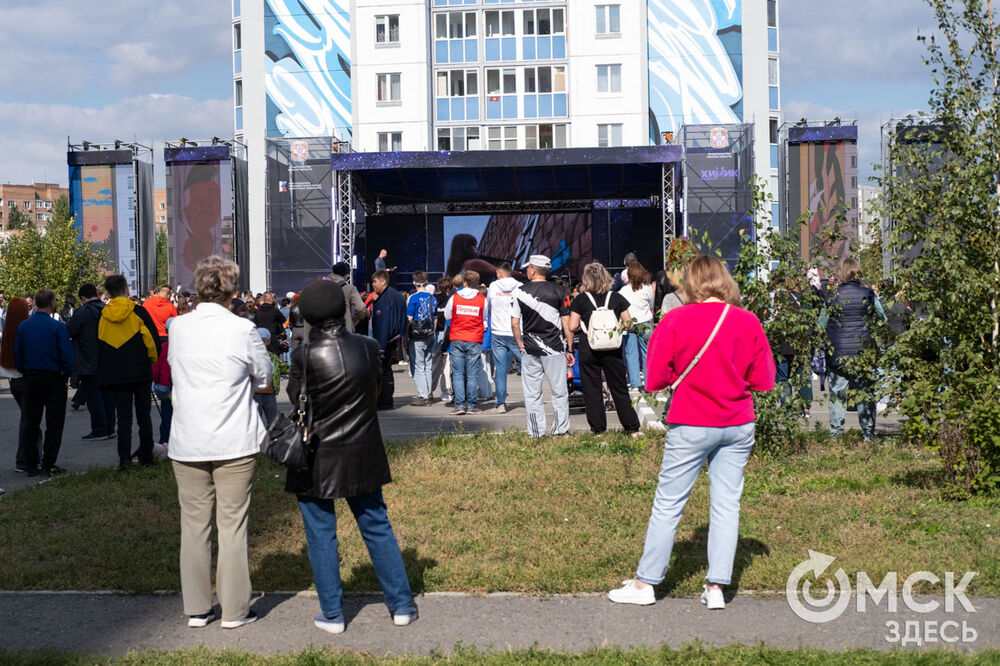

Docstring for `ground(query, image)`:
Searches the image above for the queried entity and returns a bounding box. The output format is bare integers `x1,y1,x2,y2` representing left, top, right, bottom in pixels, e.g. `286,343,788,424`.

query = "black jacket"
826,280,876,368
253,303,286,353
284,320,391,499
66,299,104,376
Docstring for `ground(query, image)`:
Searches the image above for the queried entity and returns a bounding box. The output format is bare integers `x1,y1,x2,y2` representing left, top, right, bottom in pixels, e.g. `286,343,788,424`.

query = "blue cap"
255,327,272,340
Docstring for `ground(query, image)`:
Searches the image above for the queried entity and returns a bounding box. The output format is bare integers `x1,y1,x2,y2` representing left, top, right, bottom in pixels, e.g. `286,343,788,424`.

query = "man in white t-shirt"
486,262,522,413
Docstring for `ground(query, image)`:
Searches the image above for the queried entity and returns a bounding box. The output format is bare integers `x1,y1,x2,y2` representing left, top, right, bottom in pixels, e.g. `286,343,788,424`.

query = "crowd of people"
0,242,891,626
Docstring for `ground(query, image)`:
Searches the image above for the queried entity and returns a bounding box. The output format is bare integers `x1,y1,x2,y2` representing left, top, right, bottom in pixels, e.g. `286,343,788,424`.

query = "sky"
0,0,940,189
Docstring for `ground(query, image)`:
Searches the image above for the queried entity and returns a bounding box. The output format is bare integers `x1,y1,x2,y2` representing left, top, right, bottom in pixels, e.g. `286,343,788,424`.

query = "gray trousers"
521,353,570,437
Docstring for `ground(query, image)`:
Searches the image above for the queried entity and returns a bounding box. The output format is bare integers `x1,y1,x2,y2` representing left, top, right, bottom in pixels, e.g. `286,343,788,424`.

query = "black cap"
331,261,351,277
298,279,346,325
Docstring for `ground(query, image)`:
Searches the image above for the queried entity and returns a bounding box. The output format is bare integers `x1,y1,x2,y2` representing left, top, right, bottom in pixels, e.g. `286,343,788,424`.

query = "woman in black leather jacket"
286,279,417,634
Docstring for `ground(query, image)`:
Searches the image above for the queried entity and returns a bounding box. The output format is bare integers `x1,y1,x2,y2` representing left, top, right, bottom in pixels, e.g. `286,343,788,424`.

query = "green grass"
0,431,997,595
1,645,997,665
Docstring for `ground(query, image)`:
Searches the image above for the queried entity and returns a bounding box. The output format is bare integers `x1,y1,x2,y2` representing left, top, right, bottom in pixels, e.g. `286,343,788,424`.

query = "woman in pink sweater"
609,255,775,610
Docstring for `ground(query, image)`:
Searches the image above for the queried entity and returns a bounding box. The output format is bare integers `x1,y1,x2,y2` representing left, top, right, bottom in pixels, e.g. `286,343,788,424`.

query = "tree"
155,231,168,286
878,0,1000,496
0,194,108,307
6,203,32,231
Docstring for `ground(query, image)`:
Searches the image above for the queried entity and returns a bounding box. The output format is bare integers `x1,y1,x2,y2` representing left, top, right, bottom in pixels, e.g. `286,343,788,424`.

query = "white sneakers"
700,584,726,610
221,611,258,629
607,579,655,605
608,580,727,610
314,614,346,634
393,609,418,626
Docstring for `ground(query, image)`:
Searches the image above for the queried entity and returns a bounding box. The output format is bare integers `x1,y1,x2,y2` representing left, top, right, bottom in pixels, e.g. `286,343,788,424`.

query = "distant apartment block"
0,182,68,232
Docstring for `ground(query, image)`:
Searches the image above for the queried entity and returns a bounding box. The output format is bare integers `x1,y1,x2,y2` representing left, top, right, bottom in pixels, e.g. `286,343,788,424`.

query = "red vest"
450,292,486,343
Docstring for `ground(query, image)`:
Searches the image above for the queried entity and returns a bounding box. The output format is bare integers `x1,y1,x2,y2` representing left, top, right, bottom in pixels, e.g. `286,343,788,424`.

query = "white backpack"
581,292,623,350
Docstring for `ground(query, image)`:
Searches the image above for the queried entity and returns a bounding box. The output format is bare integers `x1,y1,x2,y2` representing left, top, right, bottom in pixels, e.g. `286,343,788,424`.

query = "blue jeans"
254,393,277,427
774,355,813,411
450,340,482,410
411,337,434,399
298,491,416,621
153,384,173,443
828,367,876,439
636,422,755,586
623,326,651,388
491,334,521,407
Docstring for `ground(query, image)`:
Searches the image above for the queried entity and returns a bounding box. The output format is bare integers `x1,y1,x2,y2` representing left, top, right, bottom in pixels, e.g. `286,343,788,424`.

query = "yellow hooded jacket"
97,298,159,386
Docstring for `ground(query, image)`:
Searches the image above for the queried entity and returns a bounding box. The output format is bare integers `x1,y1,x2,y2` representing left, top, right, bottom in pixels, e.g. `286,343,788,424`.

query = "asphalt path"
0,591,995,656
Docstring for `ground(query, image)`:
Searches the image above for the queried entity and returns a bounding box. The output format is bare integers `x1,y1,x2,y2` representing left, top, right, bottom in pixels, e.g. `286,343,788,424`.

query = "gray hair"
194,256,240,306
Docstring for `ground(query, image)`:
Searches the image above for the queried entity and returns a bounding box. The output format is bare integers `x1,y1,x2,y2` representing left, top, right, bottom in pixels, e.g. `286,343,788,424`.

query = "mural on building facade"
647,0,743,144
264,0,352,138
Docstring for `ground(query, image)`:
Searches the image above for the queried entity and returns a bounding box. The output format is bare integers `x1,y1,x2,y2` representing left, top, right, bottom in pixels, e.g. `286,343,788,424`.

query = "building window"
437,127,480,151
159,202,165,210
487,126,518,150
769,118,779,144
525,124,568,149
436,11,476,39
768,85,779,110
376,15,399,44
485,10,515,37
486,68,517,95
767,0,777,28
596,5,620,35
598,123,623,148
525,66,566,93
233,0,240,18
523,8,564,36
437,69,478,98
234,79,243,107
851,155,858,168
22,201,31,209
377,73,402,103
596,64,622,94
768,58,778,85
378,132,402,151
233,23,241,50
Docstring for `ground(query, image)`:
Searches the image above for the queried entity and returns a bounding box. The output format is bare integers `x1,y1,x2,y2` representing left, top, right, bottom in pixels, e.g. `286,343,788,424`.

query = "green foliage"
155,231,168,286
0,194,108,306
876,0,1000,497
6,203,32,231
729,179,844,457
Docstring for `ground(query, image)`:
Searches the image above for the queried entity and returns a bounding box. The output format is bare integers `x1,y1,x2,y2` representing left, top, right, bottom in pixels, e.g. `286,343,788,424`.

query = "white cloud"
0,94,232,187
0,0,231,102
780,0,936,85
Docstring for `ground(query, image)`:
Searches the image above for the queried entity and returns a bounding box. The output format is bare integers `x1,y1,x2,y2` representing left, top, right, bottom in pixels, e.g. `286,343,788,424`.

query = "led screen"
166,161,234,288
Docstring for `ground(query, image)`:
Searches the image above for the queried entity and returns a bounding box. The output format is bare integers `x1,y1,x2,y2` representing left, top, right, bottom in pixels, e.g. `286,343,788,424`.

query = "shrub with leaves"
877,0,1000,497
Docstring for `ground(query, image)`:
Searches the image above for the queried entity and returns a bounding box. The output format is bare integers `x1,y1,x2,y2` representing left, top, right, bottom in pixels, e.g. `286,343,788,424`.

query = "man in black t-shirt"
511,255,572,437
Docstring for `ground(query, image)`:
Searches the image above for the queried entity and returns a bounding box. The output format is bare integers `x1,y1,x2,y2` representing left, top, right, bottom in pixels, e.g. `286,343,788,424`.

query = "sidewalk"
0,369,899,494
0,591,995,656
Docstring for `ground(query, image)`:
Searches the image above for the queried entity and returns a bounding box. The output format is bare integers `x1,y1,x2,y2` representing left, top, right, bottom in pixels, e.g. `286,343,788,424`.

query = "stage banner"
682,123,755,267
164,146,234,290
786,125,859,263
266,137,335,296
68,150,140,293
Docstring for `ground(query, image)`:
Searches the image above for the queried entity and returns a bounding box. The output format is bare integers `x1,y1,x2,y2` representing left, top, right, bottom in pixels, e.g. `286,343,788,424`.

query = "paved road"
0,368,898,494
0,591,995,656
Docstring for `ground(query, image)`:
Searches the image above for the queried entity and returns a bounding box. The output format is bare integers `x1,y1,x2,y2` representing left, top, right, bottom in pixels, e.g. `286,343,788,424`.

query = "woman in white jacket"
167,256,272,630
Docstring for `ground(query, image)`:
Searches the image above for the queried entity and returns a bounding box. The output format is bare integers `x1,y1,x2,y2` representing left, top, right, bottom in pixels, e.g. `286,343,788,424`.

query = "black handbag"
260,346,313,472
